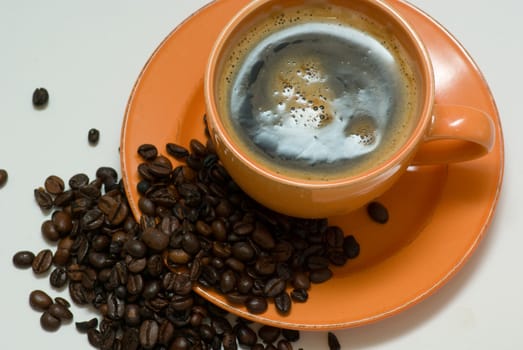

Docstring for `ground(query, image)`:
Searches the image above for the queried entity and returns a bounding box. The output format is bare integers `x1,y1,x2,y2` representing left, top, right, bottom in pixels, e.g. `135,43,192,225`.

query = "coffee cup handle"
412,104,495,164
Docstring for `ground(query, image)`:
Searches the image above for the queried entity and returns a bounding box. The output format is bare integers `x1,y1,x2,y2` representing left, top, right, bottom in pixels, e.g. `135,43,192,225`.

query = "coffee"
216,4,420,180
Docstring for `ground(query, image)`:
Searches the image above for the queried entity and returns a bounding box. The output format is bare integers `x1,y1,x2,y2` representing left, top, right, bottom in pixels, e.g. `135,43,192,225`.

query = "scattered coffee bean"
14,127,364,349
48,302,73,321
278,339,294,350
40,311,61,332
12,250,35,268
328,332,341,350
367,201,389,224
54,297,71,308
34,187,53,210
32,87,49,107
282,328,300,342
76,318,98,333
343,235,360,259
0,169,8,187
32,249,53,274
44,175,65,195
29,290,53,311
88,128,100,145
137,144,158,161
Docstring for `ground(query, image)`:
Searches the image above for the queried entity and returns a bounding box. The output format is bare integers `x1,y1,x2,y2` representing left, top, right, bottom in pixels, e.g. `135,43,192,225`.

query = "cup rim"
204,0,435,188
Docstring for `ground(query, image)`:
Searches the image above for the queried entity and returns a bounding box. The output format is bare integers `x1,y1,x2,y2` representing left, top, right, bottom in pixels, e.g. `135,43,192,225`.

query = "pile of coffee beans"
12,128,356,348
29,290,73,332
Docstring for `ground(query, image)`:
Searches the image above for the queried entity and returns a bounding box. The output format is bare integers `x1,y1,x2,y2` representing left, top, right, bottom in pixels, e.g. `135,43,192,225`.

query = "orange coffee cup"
204,0,494,218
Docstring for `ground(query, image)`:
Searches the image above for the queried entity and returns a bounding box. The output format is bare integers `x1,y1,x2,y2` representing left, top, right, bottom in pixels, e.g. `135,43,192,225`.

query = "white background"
0,0,521,349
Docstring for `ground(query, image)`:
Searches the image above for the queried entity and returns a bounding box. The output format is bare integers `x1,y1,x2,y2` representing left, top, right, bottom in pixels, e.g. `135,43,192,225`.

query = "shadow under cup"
204,0,434,218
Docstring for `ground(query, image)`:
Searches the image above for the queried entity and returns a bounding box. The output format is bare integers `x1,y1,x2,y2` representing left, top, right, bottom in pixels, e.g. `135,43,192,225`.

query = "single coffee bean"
281,329,300,342
232,241,255,262
29,290,53,311
264,278,286,298
41,219,60,241
245,296,268,314
367,201,389,224
32,87,49,107
69,173,89,189
50,267,68,288
52,210,73,234
32,249,53,274
48,302,73,321
274,292,291,314
290,288,308,303
138,197,156,216
141,227,169,251
124,304,141,327
54,297,70,308
75,318,98,333
44,175,64,194
166,143,189,159
40,311,61,331
291,271,310,290
88,128,100,145
139,319,159,349
34,187,53,210
277,339,294,350
138,144,158,161
0,169,8,187
309,268,333,284
124,239,147,258
343,235,360,259
222,331,238,350
328,332,341,350
220,270,237,294
258,325,280,344
12,250,35,268
236,323,257,346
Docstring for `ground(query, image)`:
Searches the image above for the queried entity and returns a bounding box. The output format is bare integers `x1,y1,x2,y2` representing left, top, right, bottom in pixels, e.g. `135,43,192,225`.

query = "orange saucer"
120,0,504,330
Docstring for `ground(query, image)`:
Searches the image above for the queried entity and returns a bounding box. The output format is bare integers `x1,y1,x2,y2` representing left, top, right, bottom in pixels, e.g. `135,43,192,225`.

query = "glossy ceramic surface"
120,0,504,329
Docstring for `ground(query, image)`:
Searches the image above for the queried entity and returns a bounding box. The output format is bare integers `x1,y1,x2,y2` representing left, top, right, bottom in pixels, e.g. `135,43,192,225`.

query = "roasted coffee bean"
139,319,159,349
281,329,300,342
44,175,65,195
34,187,53,210
138,144,158,161
219,270,237,294
343,235,360,259
309,268,333,284
291,271,310,290
222,331,237,350
264,278,286,298
146,254,163,277
54,297,70,308
182,232,201,255
32,87,49,107
127,274,144,295
236,323,257,346
277,340,294,350
189,139,207,158
52,210,73,234
328,332,341,350
170,336,191,350
32,249,53,274
245,296,268,314
54,189,74,207
124,239,147,258
40,311,61,331
41,219,60,241
50,267,68,288
138,197,155,216
48,302,73,321
69,173,90,189
12,250,35,268
232,241,255,262
148,156,173,178
290,288,308,303
142,227,169,251
306,255,330,270
255,256,276,275
124,304,141,326
0,169,8,187
251,344,265,350
257,326,280,345
274,292,291,314
166,143,189,159
88,128,100,145
29,290,53,311
81,208,105,230
75,318,98,333
367,201,389,224
251,224,275,250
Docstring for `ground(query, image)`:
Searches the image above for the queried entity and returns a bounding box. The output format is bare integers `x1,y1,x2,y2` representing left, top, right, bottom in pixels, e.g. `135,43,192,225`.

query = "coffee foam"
216,4,420,180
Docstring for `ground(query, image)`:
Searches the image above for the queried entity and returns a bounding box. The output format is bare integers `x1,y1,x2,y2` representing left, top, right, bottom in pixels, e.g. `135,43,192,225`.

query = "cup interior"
205,0,434,185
